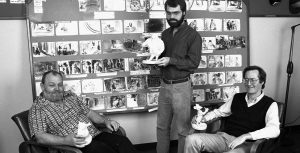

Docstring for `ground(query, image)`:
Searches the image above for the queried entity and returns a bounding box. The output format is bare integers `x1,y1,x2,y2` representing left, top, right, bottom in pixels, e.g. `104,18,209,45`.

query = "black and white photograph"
102,39,124,53
208,71,225,85
226,71,243,84
33,61,57,77
126,0,147,12
58,60,82,75
187,18,204,31
105,95,126,109
78,0,101,12
79,40,102,55
147,92,159,106
191,72,207,85
225,54,242,67
126,94,139,108
82,78,103,93
128,57,150,72
122,39,143,52
127,75,147,90
216,35,230,50
186,0,208,10
101,20,123,34
63,80,82,95
104,77,127,92
204,18,222,31
55,21,78,36
205,88,222,101
208,0,226,12
31,22,55,37
208,55,224,68
149,0,165,10
193,89,205,102
32,42,55,57
226,0,242,12
202,37,217,50
222,86,240,101
85,96,106,110
124,20,144,33
102,58,125,72
224,19,241,31
82,60,94,74
79,20,101,35
56,41,79,56
144,19,165,33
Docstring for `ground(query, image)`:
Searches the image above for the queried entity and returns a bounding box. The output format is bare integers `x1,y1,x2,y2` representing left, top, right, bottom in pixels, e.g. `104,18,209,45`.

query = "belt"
162,77,190,84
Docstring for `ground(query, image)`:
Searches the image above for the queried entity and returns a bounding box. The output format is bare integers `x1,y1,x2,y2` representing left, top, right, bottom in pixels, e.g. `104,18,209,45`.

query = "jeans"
184,132,253,153
157,80,193,153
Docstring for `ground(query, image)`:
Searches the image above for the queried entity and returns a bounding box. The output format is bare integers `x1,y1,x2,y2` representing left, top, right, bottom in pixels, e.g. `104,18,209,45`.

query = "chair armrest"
20,140,82,153
250,139,266,153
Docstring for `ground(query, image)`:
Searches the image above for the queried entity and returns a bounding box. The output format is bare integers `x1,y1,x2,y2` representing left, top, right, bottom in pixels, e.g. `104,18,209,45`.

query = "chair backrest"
11,110,31,141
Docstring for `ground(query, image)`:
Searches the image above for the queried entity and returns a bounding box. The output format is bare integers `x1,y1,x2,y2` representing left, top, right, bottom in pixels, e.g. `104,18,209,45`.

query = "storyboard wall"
27,0,248,114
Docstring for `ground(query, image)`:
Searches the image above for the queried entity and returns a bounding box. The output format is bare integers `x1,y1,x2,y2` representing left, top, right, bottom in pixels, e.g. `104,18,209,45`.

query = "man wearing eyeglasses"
184,65,280,153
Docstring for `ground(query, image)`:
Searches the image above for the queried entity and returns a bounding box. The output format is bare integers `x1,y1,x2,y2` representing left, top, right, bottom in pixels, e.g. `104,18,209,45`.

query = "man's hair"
164,0,186,13
243,65,266,89
41,70,63,84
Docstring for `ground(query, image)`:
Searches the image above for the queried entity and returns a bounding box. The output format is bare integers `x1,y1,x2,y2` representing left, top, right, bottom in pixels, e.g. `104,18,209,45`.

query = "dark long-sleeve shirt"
160,23,202,80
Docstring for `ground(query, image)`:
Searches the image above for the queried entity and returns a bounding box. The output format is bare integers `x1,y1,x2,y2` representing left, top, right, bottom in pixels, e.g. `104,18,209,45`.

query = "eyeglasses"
243,78,259,84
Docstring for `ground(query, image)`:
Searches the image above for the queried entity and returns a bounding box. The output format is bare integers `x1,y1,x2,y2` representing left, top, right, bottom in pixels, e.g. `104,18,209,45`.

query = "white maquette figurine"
142,33,165,63
191,104,209,130
76,122,92,148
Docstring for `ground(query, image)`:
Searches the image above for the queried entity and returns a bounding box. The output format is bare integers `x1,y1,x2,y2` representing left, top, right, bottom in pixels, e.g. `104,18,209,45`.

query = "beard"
43,90,64,102
167,15,185,28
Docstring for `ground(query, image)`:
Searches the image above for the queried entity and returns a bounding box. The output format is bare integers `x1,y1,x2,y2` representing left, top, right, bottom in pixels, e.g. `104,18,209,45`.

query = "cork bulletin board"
0,0,26,19
27,0,249,114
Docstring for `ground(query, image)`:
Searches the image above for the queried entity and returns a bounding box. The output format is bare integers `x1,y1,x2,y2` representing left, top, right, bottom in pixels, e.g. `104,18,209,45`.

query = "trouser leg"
184,132,230,153
157,84,173,153
172,81,193,153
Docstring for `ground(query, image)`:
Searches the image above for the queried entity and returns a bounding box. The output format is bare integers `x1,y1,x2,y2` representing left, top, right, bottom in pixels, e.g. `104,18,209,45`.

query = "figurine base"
142,60,159,64
191,123,207,131
75,134,92,148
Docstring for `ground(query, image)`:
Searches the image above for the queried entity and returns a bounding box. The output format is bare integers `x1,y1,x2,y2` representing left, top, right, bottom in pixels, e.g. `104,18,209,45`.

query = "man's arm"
249,102,280,140
203,96,233,122
35,132,85,147
87,110,120,131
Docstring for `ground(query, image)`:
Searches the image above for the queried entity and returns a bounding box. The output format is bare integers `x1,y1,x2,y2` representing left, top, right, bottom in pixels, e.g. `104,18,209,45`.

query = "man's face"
243,70,263,95
41,73,64,102
166,5,185,28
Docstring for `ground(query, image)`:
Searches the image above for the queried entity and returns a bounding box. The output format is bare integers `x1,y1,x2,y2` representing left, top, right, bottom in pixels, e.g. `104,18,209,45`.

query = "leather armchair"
11,110,126,153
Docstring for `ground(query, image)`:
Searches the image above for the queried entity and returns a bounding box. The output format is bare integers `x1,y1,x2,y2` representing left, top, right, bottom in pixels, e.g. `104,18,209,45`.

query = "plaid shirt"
29,91,101,138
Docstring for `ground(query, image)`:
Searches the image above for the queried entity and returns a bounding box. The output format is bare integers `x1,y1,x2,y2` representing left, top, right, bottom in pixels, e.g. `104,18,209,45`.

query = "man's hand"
65,133,86,147
157,57,170,67
105,119,120,132
228,133,252,149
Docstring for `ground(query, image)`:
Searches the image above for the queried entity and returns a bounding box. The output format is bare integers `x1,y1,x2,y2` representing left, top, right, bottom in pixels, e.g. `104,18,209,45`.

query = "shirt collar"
245,91,264,104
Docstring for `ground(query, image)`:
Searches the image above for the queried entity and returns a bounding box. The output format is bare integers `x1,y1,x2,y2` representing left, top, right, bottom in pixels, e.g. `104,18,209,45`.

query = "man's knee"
185,134,203,147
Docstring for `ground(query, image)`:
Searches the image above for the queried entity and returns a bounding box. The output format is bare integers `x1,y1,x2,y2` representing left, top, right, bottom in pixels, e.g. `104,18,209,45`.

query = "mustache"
168,19,178,22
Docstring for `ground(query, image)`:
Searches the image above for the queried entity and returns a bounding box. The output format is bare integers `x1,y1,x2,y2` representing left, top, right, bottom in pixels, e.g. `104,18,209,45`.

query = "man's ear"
40,82,45,91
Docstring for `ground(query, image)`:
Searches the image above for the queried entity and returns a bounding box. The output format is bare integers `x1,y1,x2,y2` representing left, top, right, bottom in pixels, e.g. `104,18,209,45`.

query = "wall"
1,17,300,153
0,20,33,153
249,17,300,126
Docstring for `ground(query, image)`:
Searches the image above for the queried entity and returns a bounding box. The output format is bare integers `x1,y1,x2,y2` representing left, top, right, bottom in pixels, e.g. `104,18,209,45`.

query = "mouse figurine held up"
142,33,165,62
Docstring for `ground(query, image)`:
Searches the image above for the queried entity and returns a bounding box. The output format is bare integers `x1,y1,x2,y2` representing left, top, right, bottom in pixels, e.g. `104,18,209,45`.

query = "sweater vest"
223,92,273,137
